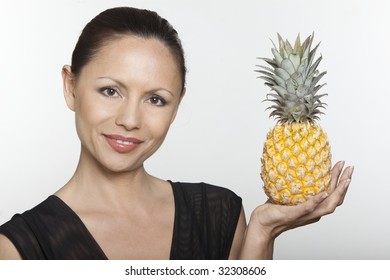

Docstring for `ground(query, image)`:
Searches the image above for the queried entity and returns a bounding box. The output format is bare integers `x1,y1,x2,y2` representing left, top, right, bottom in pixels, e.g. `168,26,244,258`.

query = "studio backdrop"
0,0,389,259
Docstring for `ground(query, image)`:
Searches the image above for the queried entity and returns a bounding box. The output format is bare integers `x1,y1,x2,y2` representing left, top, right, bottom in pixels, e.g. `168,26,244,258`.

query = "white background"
0,0,389,259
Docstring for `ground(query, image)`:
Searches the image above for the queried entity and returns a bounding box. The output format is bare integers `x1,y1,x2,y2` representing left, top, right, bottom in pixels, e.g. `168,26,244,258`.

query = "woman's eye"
99,87,120,98
148,95,166,106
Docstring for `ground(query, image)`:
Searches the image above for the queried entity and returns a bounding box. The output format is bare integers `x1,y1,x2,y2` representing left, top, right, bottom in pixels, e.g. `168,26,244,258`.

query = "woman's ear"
61,65,76,111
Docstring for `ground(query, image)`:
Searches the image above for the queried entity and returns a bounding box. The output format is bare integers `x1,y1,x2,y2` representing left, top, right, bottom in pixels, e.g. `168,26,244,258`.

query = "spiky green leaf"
258,57,278,68
281,59,296,75
257,65,275,73
289,53,301,70
274,68,290,80
310,71,327,87
255,70,274,78
272,85,289,96
273,75,287,88
293,34,302,54
257,32,328,123
285,39,294,55
271,48,283,65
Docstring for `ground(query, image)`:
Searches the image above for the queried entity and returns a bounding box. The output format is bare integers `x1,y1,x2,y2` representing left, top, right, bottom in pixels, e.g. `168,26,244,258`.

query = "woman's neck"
55,148,164,212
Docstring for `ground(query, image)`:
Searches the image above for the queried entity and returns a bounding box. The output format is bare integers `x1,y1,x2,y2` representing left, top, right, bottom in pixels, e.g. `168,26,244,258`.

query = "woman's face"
63,36,183,173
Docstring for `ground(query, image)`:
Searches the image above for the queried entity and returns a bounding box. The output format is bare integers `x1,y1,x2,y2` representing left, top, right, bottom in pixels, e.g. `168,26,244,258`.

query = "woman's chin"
101,161,144,174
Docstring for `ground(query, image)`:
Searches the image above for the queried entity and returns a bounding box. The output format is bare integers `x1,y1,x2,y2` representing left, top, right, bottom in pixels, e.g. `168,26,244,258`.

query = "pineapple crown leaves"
256,32,328,124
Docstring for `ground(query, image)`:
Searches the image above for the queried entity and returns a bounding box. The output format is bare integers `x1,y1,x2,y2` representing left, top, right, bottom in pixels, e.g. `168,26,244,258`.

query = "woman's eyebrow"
97,76,127,89
97,76,175,97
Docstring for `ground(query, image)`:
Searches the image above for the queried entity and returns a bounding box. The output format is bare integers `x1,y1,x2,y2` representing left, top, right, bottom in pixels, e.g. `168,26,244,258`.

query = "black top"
0,182,242,260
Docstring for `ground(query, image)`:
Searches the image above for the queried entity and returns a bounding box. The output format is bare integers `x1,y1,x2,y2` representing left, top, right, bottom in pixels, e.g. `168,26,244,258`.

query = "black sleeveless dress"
0,182,242,260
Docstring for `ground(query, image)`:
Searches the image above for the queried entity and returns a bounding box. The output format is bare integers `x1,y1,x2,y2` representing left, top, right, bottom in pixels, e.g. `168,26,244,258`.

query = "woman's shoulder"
171,180,240,194
0,196,62,227
169,181,243,259
169,181,242,206
0,196,64,259
0,212,36,260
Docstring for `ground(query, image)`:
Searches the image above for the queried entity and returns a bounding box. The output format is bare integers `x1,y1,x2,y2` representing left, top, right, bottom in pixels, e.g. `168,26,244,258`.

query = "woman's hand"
253,160,353,238
239,161,353,259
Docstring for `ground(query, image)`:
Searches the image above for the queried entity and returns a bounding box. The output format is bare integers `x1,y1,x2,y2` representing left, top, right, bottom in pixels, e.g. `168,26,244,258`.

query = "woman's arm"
0,234,22,260
235,160,353,260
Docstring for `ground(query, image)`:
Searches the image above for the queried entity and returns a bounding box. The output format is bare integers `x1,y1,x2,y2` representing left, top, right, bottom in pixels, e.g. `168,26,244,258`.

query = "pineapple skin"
261,122,331,205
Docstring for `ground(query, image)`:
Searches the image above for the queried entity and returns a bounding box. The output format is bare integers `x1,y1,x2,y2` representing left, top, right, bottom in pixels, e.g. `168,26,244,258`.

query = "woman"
0,7,353,260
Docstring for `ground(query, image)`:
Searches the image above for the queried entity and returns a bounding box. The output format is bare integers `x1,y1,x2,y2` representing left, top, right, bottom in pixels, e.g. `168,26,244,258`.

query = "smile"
104,134,143,153
114,139,135,145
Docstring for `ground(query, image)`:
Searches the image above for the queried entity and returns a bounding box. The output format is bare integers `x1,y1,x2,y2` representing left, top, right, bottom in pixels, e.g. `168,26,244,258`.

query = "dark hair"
71,7,186,92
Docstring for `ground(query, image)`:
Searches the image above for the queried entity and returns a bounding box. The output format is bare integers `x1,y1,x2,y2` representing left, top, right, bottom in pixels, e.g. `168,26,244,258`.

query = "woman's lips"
104,134,143,153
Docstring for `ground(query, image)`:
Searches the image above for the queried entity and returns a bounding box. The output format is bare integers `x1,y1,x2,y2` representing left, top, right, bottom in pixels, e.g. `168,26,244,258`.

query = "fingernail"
321,192,329,199
340,160,345,169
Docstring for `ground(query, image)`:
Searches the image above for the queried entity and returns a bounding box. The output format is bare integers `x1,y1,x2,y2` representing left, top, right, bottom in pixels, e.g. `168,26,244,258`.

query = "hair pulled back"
71,7,186,91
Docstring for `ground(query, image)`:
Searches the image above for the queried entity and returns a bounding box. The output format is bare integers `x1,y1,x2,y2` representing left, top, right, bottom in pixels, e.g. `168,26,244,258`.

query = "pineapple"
257,33,331,205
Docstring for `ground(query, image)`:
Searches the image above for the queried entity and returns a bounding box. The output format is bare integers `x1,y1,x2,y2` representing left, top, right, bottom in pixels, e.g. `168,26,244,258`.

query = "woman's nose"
115,99,142,130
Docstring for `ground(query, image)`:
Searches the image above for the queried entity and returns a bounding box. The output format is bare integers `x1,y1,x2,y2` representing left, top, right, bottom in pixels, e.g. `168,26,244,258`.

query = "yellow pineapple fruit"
257,33,331,205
